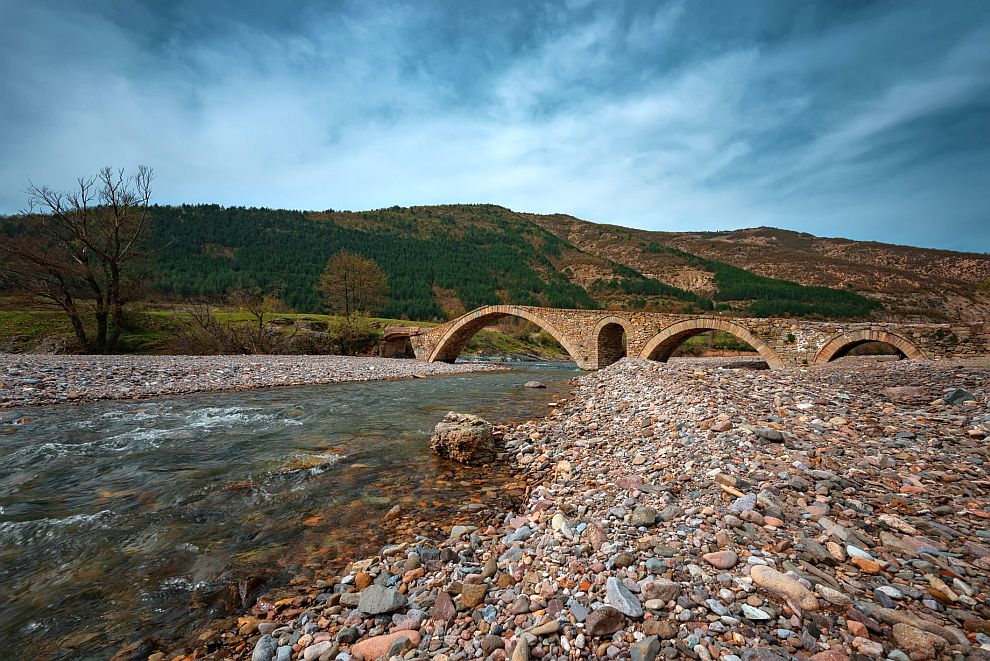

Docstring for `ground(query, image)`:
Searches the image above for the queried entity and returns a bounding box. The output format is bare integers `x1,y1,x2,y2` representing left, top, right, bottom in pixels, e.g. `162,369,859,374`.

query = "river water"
0,363,579,660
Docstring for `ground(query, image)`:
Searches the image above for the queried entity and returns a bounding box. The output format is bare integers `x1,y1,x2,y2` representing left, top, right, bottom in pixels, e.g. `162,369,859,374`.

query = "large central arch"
814,329,926,364
428,305,583,364
639,318,785,369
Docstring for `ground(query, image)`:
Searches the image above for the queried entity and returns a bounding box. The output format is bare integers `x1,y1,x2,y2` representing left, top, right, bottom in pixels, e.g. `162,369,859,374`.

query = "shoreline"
167,357,990,661
0,354,505,409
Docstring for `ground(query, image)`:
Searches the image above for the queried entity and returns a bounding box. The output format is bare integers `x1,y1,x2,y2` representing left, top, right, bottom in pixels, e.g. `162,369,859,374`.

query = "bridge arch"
593,316,632,369
640,318,785,369
814,329,926,364
428,305,583,364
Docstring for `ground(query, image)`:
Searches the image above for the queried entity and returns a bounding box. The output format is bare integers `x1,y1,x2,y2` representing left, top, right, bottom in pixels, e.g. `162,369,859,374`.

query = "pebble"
357,585,407,614
702,550,738,569
586,606,626,636
606,576,643,617
251,635,278,661
750,566,820,611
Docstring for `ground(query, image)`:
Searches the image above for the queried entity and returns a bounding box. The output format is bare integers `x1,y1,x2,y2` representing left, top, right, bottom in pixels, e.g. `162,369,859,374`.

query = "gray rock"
754,427,784,442
756,489,784,514
524,381,546,388
606,576,643,618
730,493,757,512
944,388,976,405
797,537,831,563
505,525,533,543
740,604,771,620
358,584,408,614
630,506,658,527
741,649,787,661
252,635,278,661
630,635,661,661
510,594,531,614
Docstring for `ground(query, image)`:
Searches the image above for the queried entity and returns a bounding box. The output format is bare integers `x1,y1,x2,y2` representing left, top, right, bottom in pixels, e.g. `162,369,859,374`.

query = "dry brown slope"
528,215,990,322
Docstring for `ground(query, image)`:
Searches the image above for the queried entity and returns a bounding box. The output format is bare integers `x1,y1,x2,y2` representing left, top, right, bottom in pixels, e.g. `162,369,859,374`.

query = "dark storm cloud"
1,0,988,250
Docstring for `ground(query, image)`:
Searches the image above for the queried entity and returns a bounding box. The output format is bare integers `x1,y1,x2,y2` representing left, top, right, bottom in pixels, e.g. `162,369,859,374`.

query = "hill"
6,203,985,322
140,204,882,320
529,215,990,322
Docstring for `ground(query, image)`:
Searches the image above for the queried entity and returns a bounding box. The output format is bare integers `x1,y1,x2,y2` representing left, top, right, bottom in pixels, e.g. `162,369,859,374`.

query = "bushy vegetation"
645,244,878,318
670,330,755,356
591,275,714,311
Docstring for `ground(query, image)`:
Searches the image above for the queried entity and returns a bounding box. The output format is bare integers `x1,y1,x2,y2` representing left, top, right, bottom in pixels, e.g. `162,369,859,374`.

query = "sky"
1,1,988,252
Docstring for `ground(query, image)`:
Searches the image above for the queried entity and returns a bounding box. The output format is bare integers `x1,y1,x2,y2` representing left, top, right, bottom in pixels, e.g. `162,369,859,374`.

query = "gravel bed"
0,354,499,408
186,357,990,661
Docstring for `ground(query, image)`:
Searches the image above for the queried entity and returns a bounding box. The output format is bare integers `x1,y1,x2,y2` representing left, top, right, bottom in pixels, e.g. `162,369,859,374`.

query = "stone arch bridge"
406,305,989,370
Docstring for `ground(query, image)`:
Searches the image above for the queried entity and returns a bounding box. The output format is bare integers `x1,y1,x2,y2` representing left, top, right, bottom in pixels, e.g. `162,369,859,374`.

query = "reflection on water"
0,363,577,660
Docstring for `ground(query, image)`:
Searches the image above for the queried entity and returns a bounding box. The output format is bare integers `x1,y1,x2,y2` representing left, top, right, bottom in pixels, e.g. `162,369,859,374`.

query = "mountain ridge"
4,203,987,323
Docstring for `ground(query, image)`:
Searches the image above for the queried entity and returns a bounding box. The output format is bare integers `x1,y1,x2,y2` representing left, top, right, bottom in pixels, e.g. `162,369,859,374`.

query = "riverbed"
0,362,579,660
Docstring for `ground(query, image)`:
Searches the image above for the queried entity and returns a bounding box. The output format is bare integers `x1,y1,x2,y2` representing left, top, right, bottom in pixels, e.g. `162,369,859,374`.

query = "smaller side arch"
813,329,927,364
639,318,785,369
592,316,632,368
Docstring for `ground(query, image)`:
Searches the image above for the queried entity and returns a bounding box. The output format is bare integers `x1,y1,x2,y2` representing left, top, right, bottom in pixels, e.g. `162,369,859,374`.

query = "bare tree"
0,166,154,352
317,250,389,318
228,286,288,353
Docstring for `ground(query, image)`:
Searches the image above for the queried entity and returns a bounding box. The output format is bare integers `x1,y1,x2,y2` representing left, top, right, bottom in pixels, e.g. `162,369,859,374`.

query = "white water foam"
158,576,210,591
14,406,303,463
0,509,115,545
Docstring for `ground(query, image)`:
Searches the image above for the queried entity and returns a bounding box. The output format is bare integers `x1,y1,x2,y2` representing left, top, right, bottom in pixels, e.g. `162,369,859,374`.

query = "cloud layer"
1,0,988,250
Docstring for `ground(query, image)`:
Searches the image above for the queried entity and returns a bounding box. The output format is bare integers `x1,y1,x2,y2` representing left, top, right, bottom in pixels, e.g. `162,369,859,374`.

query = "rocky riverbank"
155,358,989,660
0,354,499,408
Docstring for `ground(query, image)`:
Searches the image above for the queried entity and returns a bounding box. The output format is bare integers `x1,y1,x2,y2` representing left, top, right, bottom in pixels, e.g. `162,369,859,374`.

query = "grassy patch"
0,308,438,355
0,310,177,353
464,329,569,359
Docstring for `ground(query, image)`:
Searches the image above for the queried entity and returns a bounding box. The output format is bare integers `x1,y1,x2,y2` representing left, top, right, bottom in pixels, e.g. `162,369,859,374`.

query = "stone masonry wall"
410,305,989,370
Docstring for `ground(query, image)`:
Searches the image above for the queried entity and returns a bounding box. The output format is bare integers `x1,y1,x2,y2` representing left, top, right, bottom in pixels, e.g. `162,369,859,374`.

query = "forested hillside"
145,204,716,319
3,203,884,321
145,204,608,319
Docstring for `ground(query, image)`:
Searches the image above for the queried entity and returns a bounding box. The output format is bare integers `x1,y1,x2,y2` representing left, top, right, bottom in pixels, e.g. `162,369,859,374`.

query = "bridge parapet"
409,305,988,370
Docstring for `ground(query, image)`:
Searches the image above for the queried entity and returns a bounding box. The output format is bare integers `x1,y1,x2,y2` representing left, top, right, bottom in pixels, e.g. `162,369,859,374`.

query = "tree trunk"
106,264,123,351
95,309,108,352
60,295,89,351
107,302,124,352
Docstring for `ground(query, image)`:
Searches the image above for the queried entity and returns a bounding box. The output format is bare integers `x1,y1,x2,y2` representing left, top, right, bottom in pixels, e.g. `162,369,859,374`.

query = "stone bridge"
409,304,990,370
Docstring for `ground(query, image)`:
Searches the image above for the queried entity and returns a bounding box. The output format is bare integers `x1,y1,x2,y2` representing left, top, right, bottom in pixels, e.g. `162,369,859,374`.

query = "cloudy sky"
1,1,988,251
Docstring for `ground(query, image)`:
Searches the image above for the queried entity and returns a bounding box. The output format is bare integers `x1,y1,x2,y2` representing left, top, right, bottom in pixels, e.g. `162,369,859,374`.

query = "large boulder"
430,412,497,465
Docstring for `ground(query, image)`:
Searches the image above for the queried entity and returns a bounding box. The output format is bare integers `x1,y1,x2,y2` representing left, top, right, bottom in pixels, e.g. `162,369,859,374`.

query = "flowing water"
0,362,579,660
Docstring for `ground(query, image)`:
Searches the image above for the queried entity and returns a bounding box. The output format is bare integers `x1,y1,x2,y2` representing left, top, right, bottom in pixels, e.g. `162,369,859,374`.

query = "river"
0,362,579,660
